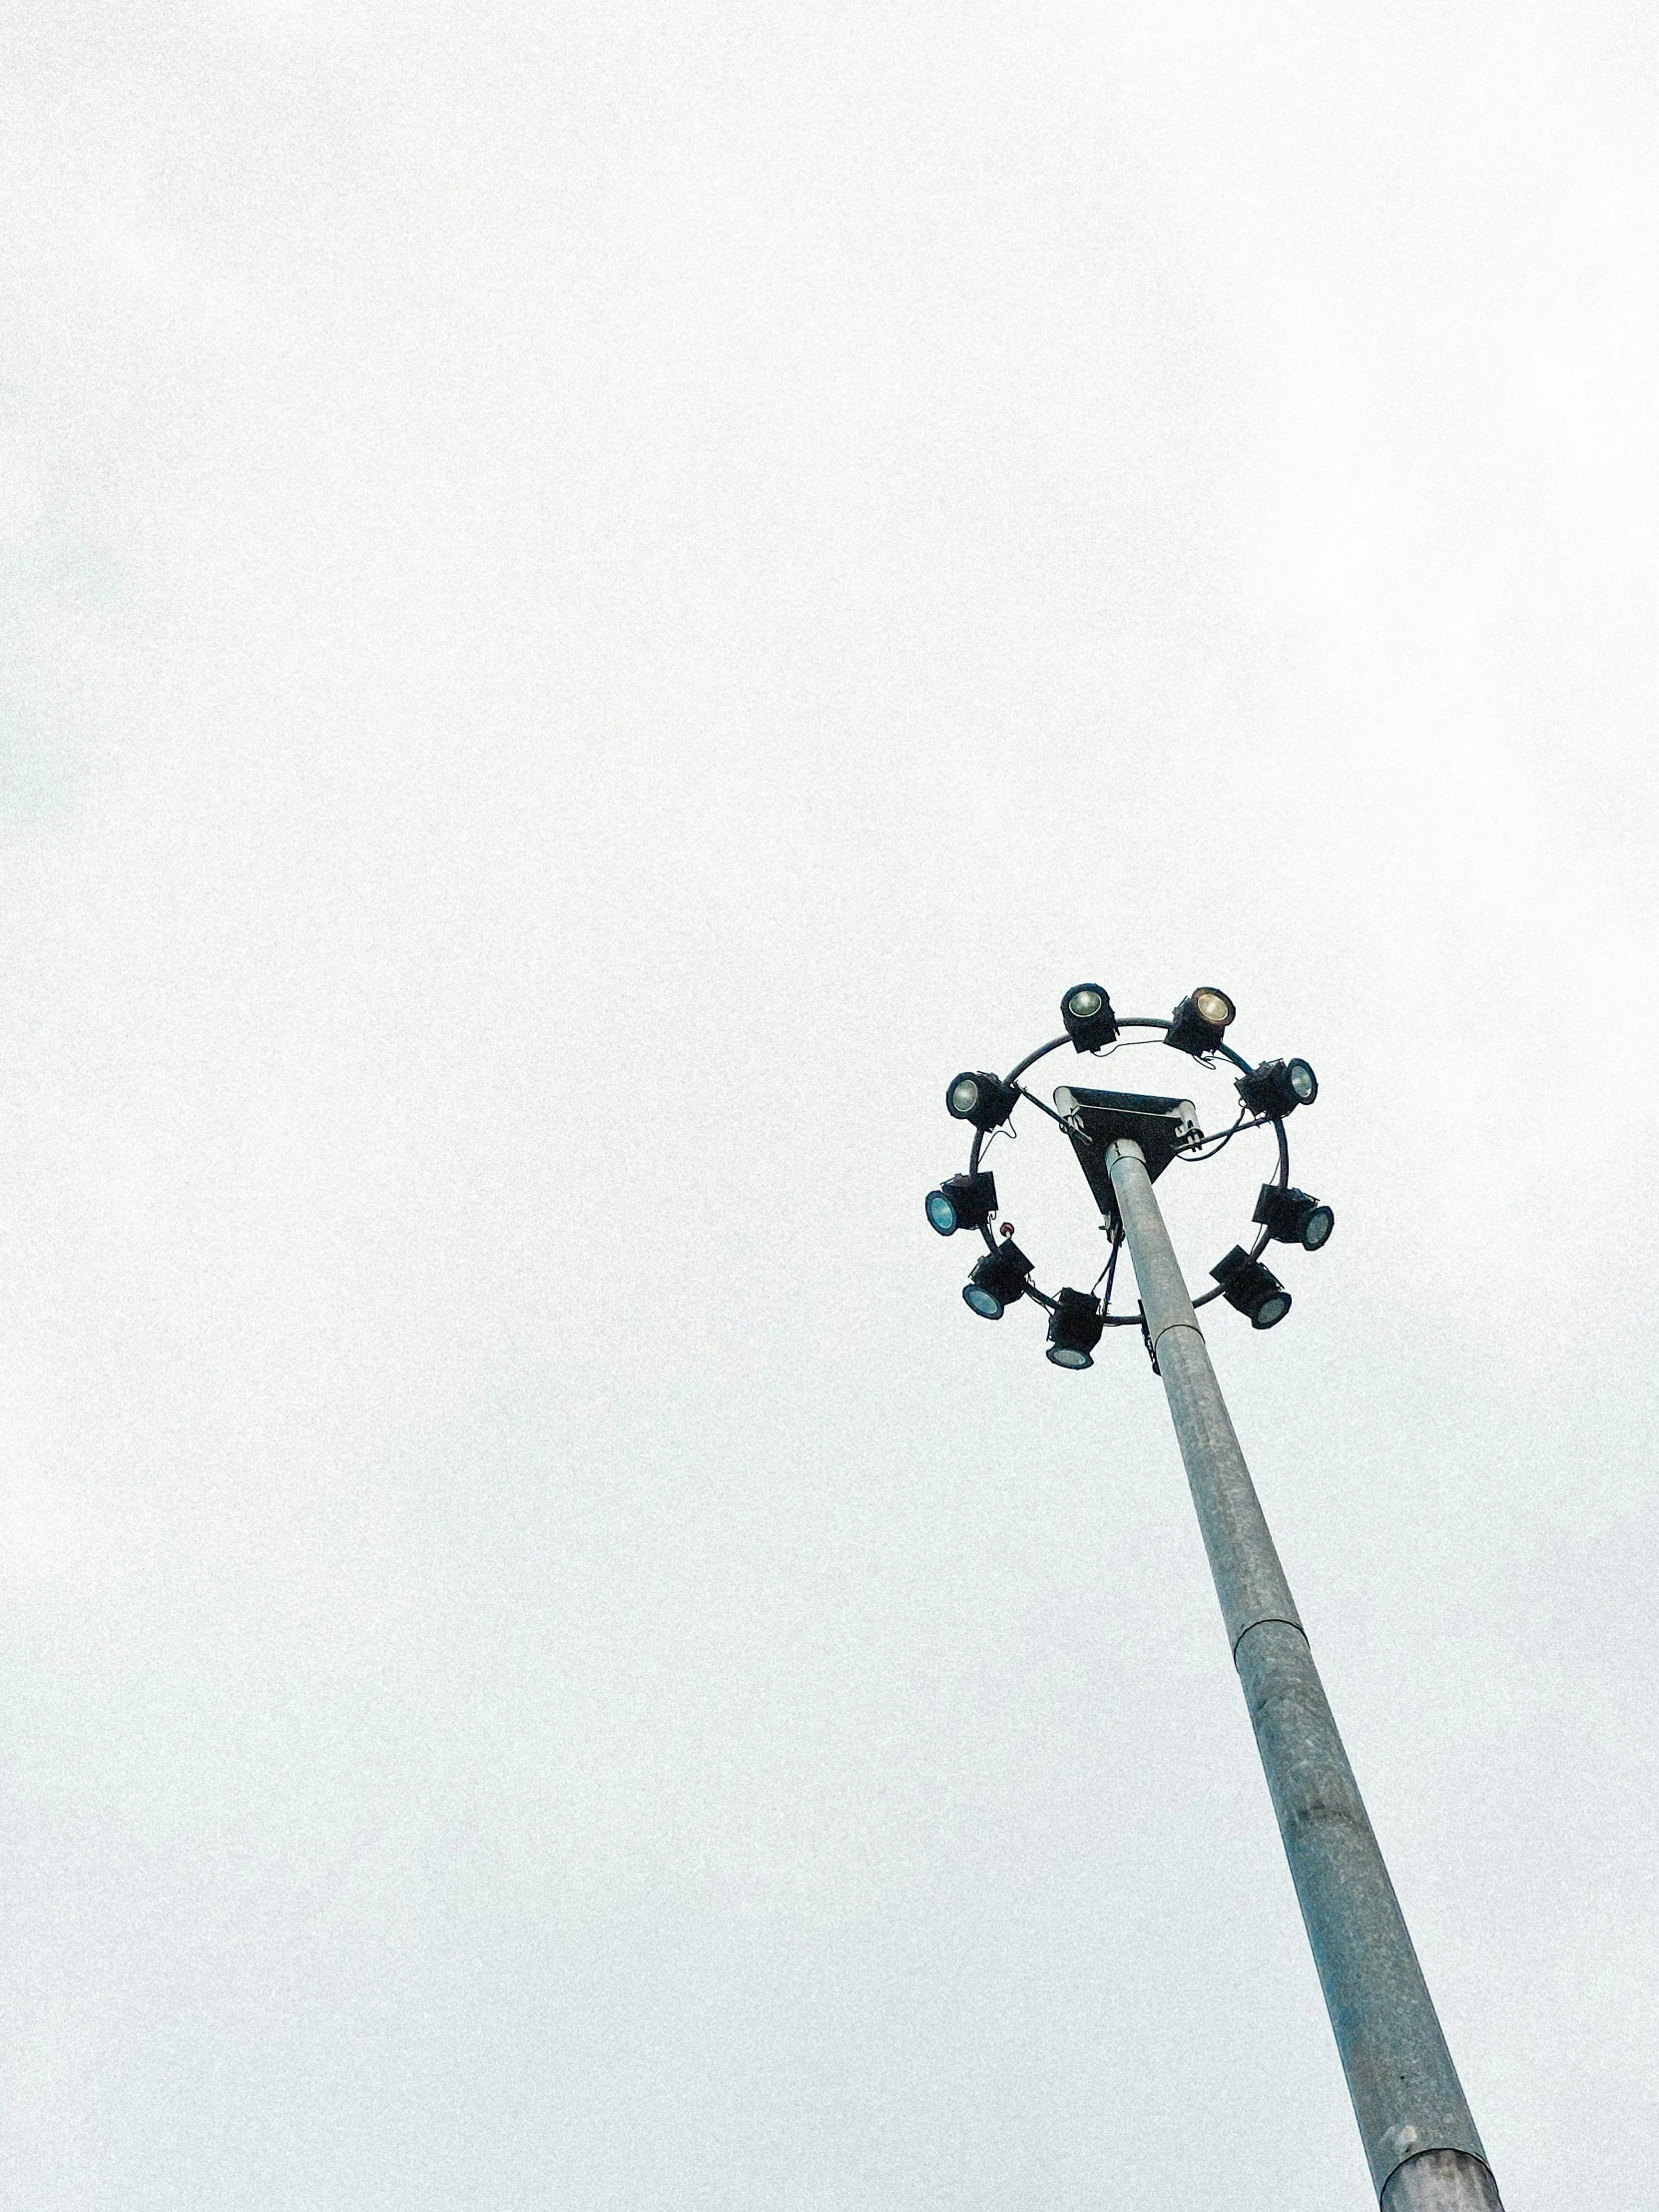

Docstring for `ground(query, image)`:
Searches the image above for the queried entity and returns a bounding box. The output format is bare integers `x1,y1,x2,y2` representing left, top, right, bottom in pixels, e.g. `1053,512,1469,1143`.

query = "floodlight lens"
965,1239,1032,1320
926,1190,958,1236
932,1169,997,1235
1301,1204,1335,1250
1045,1285,1105,1370
1288,1058,1318,1102
1194,988,1234,1027
1212,1245,1291,1328
1060,981,1120,1052
946,1071,1017,1129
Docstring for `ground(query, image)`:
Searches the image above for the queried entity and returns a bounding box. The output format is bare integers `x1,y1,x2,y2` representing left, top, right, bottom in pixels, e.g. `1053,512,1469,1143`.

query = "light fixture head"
963,1239,1032,1320
1060,982,1120,1053
1046,1287,1105,1369
925,1170,998,1237
1211,1245,1292,1329
1166,987,1237,1058
1236,1057,1319,1116
945,1070,1019,1130
1253,1185,1335,1251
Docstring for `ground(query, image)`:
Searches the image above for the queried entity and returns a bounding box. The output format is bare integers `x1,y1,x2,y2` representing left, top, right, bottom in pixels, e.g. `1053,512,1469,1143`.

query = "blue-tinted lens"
1047,1346,1092,1369
1254,1294,1291,1329
926,1191,958,1235
963,1285,1004,1319
1302,1206,1335,1250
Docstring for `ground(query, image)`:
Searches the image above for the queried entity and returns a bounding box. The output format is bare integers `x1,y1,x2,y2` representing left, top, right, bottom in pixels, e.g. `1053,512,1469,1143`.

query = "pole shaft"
1105,1140,1501,2209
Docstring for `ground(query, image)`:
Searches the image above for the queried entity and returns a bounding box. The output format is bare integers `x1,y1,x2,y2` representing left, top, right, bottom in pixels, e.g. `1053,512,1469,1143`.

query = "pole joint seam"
1231,1613,1307,1661
1149,1317,1203,1354
1379,2145,1502,2204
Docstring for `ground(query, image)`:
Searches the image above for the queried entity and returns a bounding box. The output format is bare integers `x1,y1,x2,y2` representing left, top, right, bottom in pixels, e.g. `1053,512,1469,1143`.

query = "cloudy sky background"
2,3,1656,2204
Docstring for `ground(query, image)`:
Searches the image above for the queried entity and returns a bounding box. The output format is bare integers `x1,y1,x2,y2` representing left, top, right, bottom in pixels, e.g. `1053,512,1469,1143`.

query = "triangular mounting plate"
1053,1086,1201,1229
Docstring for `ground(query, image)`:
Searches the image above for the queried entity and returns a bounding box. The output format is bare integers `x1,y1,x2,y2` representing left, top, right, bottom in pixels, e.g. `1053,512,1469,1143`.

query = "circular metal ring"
959,1011,1297,1326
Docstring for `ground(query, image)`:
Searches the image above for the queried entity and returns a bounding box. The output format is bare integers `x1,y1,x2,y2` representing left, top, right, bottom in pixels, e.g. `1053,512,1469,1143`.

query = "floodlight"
925,1170,998,1237
1166,987,1237,1057
945,1070,1018,1130
1236,1057,1319,1116
1253,1185,1335,1251
1046,1288,1105,1369
1211,1246,1292,1329
1061,982,1119,1052
963,1239,1032,1320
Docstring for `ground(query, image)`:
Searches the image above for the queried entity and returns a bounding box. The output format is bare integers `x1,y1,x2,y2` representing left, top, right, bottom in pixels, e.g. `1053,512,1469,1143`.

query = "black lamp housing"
925,1170,998,1238
1236,1057,1319,1117
1060,982,1119,1053
1166,987,1237,1058
963,1239,1033,1320
1211,1245,1292,1329
945,1070,1019,1131
1253,1185,1335,1251
1046,1287,1105,1369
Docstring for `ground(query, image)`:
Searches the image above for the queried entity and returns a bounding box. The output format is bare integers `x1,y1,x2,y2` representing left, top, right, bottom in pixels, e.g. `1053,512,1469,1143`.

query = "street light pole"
1105,1137,1503,2212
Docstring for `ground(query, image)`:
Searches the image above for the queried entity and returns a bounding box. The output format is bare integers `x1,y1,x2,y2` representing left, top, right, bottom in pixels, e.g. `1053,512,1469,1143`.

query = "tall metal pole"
1105,1138,1503,2212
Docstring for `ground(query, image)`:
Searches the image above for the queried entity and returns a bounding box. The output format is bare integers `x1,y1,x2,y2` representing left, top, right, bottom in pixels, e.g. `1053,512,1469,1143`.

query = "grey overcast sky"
2,3,1656,2206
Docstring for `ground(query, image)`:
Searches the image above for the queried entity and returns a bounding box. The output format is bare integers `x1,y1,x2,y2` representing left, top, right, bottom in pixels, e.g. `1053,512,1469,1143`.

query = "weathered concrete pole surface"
1105,1138,1502,2211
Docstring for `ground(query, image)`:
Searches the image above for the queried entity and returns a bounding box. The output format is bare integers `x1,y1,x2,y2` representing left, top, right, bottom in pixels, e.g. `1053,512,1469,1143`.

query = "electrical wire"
1175,1110,1247,1162
1175,1111,1276,1164
1083,1034,1171,1064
